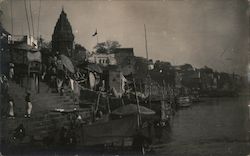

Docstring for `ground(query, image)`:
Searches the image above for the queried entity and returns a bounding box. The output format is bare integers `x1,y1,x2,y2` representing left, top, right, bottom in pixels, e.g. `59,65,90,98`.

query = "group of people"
42,53,85,96
1,74,33,119
42,54,65,94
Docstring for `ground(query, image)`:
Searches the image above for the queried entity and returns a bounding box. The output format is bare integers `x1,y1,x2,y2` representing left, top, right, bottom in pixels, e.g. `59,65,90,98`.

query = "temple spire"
52,8,74,57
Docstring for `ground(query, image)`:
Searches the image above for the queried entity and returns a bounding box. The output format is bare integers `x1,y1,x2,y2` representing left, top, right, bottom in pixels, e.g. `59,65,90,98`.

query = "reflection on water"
156,97,250,156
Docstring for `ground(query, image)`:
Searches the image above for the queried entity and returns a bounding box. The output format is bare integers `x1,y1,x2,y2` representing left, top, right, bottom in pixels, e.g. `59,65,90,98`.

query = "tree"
150,61,175,86
180,64,193,71
154,60,171,71
72,43,87,65
94,40,121,53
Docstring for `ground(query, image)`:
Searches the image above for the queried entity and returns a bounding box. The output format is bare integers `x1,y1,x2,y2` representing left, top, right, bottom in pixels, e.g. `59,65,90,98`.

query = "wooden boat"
177,96,191,108
189,94,201,103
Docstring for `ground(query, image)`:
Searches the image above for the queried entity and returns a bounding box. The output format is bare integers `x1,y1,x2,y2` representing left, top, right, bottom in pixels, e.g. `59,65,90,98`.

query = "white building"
11,35,38,49
88,53,117,66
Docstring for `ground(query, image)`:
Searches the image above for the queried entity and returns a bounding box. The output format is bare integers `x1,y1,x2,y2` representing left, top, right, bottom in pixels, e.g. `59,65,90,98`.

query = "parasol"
60,54,75,73
112,104,155,116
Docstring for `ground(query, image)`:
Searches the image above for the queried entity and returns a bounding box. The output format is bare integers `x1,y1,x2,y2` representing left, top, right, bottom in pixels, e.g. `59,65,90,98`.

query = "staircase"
8,80,80,114
1,79,85,143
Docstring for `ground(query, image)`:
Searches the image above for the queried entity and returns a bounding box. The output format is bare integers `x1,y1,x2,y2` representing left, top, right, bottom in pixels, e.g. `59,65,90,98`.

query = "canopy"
60,54,75,73
14,43,33,50
77,62,103,73
112,104,155,116
85,63,103,73
27,51,41,62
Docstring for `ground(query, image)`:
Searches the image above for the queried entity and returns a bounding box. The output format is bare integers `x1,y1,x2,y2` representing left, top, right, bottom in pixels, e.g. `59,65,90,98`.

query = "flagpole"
96,35,99,44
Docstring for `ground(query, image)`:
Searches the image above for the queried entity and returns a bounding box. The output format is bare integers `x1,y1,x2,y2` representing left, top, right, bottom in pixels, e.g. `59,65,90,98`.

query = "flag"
2,33,7,37
32,42,37,47
92,29,97,37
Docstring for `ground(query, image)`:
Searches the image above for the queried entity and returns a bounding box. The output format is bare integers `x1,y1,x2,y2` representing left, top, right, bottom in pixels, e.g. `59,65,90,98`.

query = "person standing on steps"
9,62,14,80
1,75,9,118
7,94,15,119
24,91,32,118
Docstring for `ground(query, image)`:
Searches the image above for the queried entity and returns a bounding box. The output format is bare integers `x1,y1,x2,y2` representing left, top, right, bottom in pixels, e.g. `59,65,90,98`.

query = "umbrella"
60,54,75,73
112,104,155,116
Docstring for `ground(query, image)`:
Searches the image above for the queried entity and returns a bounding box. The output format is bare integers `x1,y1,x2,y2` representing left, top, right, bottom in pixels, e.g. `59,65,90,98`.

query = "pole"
144,24,149,63
107,96,111,114
24,0,31,37
10,0,14,35
144,24,152,109
38,73,40,93
144,24,150,77
149,82,152,109
248,104,250,120
37,0,41,39
133,78,141,128
29,0,35,37
96,35,99,45
27,62,30,90
162,80,166,101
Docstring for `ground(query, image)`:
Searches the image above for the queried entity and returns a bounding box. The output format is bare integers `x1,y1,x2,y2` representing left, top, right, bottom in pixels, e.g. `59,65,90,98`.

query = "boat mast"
144,24,152,108
144,24,149,64
133,78,141,128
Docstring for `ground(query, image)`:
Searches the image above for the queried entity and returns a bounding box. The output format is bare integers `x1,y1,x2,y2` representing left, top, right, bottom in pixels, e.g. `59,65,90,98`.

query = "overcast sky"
1,0,249,75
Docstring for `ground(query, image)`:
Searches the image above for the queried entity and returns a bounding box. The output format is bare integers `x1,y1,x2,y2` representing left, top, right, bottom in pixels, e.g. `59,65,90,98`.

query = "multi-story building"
113,48,135,76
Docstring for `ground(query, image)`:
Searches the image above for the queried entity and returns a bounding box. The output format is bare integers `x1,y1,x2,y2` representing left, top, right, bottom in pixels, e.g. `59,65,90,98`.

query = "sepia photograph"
0,0,250,155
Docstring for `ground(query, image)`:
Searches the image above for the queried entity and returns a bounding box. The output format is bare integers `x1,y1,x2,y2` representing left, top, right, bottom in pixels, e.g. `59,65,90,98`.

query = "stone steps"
2,80,83,141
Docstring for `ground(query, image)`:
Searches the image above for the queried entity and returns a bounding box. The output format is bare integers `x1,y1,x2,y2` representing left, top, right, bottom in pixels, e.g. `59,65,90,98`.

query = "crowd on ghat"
0,52,163,153
0,51,85,119
42,52,85,94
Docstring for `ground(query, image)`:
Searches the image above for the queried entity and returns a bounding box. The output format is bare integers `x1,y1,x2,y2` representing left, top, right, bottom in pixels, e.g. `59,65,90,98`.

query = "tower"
52,8,74,57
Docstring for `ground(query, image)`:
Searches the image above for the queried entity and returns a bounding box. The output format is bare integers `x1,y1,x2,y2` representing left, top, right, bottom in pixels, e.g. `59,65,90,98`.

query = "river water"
155,97,250,156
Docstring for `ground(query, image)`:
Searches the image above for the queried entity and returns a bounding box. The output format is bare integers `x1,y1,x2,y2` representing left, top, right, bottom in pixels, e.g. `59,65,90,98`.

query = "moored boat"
177,96,191,108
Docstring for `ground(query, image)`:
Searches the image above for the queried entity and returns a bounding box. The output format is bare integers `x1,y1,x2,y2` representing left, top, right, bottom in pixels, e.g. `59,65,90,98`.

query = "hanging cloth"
27,51,41,62
89,72,96,90
70,78,74,91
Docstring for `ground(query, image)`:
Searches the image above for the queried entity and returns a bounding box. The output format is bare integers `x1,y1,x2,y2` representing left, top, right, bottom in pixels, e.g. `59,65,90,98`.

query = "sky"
0,0,249,75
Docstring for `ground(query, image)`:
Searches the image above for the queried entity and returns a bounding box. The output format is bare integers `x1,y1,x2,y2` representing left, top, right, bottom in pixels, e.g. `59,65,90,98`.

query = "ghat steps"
1,80,82,142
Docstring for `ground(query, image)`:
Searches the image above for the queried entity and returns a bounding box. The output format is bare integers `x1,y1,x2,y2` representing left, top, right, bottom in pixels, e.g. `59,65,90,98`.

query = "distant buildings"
1,6,244,98
113,48,134,65
113,48,135,76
